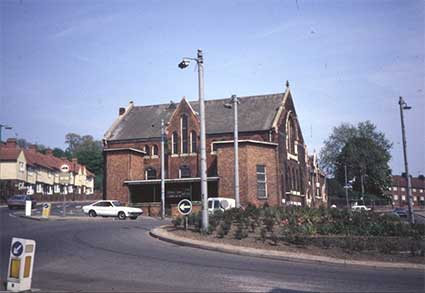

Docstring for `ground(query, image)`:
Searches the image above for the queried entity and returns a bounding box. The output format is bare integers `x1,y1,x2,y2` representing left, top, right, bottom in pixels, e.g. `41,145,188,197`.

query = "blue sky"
1,0,424,175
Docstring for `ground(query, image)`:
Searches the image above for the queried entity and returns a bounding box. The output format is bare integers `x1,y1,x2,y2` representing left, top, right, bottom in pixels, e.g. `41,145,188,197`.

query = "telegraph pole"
399,96,415,224
344,164,349,209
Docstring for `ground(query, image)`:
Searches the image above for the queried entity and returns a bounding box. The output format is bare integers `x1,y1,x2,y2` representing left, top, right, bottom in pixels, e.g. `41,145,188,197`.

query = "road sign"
7,238,36,292
177,199,192,216
11,241,23,257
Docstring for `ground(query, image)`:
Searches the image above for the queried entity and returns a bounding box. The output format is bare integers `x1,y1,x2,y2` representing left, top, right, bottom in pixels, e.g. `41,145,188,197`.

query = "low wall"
132,202,203,217
1,192,102,205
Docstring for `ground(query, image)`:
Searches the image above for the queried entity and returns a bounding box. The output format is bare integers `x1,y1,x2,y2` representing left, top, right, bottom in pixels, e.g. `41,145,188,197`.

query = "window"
393,187,398,191
180,165,191,178
420,196,425,201
393,195,399,200
401,195,406,201
413,188,417,193
172,132,178,154
414,196,418,201
144,145,150,156
420,189,424,193
287,117,297,154
19,162,24,172
152,145,158,156
190,131,197,153
401,187,405,191
181,115,188,154
145,167,157,180
256,165,267,198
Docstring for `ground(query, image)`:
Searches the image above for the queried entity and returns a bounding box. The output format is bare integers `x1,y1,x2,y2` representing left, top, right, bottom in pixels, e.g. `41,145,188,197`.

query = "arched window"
190,131,197,153
287,117,297,154
144,145,150,156
152,145,158,156
181,115,188,154
179,165,191,178
172,132,178,154
145,167,156,180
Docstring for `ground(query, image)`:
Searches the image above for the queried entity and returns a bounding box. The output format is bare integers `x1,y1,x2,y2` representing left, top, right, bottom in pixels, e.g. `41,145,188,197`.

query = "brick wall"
217,142,279,207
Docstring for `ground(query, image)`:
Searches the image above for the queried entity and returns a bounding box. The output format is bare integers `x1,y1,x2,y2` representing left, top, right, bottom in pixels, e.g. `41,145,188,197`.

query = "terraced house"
0,138,95,198
103,84,327,215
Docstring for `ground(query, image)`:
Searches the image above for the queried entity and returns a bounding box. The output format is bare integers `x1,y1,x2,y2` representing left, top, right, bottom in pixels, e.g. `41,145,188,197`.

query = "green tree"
65,133,104,190
319,121,392,196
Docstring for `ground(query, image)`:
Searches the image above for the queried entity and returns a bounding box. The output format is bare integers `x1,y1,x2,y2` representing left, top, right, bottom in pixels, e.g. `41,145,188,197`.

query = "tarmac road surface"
1,207,423,292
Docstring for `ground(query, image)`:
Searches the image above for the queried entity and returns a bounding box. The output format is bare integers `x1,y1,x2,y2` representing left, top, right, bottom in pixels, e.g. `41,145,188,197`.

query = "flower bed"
172,204,425,256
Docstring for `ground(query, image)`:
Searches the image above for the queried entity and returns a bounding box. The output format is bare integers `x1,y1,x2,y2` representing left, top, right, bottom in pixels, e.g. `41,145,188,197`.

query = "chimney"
5,138,17,148
46,149,53,156
72,158,78,164
119,107,126,116
28,144,37,152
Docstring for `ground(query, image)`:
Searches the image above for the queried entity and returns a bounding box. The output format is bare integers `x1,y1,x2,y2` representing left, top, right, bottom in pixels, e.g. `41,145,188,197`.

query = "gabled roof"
0,147,22,161
106,93,285,141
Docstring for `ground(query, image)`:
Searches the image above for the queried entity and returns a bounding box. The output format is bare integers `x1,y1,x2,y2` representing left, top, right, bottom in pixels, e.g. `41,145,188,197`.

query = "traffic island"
151,225,425,270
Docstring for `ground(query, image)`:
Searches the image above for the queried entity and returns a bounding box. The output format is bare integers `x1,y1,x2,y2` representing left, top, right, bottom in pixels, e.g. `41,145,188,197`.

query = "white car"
82,200,143,220
351,203,371,211
208,197,235,213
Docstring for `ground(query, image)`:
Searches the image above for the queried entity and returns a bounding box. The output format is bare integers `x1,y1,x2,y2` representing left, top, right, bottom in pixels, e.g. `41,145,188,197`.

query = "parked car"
351,203,371,211
208,197,235,213
392,207,408,218
7,194,36,209
82,200,143,220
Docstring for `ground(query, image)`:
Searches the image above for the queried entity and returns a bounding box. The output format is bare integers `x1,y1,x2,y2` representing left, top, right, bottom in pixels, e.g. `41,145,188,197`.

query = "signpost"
41,203,51,218
7,238,36,292
177,199,192,230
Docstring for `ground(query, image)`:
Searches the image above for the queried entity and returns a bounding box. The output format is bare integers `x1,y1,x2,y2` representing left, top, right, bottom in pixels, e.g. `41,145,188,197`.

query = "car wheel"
118,211,126,220
129,216,137,220
89,210,97,217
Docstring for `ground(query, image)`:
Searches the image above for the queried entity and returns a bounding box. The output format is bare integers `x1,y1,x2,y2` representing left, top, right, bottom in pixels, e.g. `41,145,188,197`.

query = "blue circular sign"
177,199,192,215
12,241,23,257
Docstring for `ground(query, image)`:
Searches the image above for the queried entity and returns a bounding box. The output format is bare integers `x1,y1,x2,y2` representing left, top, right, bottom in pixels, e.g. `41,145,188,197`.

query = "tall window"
190,131,197,153
180,165,191,178
145,167,157,180
256,165,267,198
172,132,178,154
144,145,150,156
181,115,188,154
152,145,158,156
287,117,297,154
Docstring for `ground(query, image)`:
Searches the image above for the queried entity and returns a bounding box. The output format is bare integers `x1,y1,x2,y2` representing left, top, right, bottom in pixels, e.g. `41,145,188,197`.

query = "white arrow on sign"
179,204,191,210
13,243,22,255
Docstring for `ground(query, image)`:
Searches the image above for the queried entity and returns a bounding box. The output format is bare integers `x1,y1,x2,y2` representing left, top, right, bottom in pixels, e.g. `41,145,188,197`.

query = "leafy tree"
65,133,104,190
320,121,392,196
17,138,30,148
52,147,72,160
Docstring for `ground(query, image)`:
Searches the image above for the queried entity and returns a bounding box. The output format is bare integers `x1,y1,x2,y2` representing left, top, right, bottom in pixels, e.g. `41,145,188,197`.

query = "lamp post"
0,124,12,143
161,119,165,219
398,96,415,224
224,95,240,208
178,49,208,232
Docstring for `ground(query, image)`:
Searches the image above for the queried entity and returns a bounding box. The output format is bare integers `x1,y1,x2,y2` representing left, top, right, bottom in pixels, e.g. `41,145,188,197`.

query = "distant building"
389,175,425,207
306,152,327,207
103,84,327,214
0,138,95,198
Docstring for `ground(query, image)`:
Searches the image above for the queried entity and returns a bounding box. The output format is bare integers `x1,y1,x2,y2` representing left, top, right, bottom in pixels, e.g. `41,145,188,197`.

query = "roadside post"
7,237,36,292
25,200,32,217
41,203,51,218
177,199,192,231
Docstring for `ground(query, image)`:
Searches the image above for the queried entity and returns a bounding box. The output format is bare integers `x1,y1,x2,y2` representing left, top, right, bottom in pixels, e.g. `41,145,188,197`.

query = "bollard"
7,238,36,292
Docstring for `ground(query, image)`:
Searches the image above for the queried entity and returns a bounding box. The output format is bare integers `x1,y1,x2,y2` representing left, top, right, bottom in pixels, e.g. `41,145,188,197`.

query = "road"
1,207,424,292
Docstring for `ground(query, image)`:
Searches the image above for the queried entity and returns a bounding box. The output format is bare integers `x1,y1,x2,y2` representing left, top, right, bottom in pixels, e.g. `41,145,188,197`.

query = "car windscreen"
12,195,26,200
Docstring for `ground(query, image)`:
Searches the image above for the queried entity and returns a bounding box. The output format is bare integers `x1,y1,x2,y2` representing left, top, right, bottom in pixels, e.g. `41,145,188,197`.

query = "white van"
208,197,236,213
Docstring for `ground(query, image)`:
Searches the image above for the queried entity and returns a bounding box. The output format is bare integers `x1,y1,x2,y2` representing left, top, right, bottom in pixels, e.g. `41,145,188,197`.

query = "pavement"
150,225,425,271
1,207,424,292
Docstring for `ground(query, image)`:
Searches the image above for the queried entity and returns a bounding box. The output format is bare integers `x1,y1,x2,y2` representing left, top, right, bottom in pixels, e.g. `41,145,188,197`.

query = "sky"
1,0,424,176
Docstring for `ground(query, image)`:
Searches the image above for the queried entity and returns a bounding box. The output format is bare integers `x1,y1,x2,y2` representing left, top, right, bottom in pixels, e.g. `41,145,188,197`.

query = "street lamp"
0,124,13,143
178,49,209,233
224,95,240,208
398,96,415,224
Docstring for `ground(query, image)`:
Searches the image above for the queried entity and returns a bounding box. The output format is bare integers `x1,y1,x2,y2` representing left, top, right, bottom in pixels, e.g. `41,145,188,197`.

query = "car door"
92,201,110,216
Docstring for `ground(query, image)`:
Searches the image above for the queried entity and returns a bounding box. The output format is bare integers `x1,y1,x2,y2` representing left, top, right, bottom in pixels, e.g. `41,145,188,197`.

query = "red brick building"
103,84,327,214
389,175,425,207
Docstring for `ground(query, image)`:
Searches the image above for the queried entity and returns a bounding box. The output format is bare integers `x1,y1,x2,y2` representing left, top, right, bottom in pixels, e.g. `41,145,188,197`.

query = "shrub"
172,217,182,227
